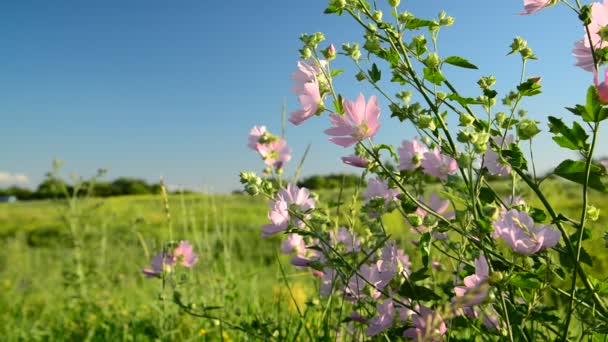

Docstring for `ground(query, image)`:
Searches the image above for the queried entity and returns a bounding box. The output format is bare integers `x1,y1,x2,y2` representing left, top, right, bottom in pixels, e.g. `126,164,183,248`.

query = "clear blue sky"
1,0,605,192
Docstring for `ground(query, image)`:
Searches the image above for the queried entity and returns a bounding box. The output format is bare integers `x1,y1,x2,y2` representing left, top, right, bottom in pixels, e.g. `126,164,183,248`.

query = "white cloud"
0,172,29,185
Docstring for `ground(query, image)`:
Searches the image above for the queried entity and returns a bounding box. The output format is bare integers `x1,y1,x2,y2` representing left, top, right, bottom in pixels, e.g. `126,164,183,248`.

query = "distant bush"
297,173,362,190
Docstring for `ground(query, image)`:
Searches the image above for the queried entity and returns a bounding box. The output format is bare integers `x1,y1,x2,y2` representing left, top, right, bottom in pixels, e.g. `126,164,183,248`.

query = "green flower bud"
408,214,423,227
587,205,600,221
398,11,414,22
330,0,347,9
355,71,366,81
477,75,496,90
440,16,455,26
373,10,383,22
397,90,412,104
424,53,440,69
418,115,435,130
300,47,312,59
488,272,504,285
322,43,337,60
422,136,431,145
520,47,537,60
517,119,540,140
245,184,259,196
457,130,472,143
436,91,447,100
456,153,472,167
483,206,500,221
474,143,487,153
459,113,475,127
388,0,400,7
496,112,507,124
508,36,527,55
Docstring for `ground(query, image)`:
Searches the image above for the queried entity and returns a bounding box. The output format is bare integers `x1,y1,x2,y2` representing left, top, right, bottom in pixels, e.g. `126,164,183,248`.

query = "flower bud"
587,205,600,221
418,115,435,130
355,71,366,81
424,53,440,69
408,214,423,227
456,153,472,167
388,0,400,7
495,112,507,124
373,10,383,21
322,44,337,60
398,11,413,22
440,16,455,26
517,119,540,140
520,47,537,60
508,36,527,55
300,47,312,59
488,272,504,285
477,75,496,90
330,0,347,9
459,113,475,127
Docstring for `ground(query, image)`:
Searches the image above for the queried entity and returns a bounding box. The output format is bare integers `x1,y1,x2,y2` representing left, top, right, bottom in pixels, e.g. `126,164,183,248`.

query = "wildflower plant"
167,0,608,340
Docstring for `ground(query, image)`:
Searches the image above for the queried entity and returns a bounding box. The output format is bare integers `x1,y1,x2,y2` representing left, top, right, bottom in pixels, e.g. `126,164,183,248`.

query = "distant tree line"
297,173,362,190
0,177,163,200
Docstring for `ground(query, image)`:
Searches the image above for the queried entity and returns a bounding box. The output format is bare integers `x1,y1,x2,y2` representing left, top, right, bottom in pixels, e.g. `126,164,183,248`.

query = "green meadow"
0,178,606,340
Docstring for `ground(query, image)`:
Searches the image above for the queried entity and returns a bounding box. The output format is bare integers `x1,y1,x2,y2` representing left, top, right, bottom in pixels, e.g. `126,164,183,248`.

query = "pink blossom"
403,306,447,341
413,194,454,239
363,177,399,205
142,253,172,278
493,209,561,255
261,184,315,237
518,0,551,15
325,94,381,147
484,135,514,177
454,255,489,306
173,241,199,268
331,227,361,253
600,159,608,169
255,138,291,171
573,40,596,72
349,311,368,324
281,233,306,255
398,137,428,170
142,240,198,277
366,299,396,336
290,61,322,125
421,147,458,181
247,125,267,150
342,154,369,168
290,255,313,267
588,1,608,50
595,69,608,104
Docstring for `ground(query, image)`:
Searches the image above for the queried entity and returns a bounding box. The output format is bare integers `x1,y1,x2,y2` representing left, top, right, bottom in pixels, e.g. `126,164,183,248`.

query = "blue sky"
1,0,605,192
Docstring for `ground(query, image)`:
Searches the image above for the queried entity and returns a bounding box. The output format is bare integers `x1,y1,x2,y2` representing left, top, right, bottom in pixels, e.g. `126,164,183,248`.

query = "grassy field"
0,179,606,340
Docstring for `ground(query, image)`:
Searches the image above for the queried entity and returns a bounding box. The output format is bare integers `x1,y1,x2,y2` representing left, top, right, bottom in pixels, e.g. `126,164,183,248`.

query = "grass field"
0,179,606,340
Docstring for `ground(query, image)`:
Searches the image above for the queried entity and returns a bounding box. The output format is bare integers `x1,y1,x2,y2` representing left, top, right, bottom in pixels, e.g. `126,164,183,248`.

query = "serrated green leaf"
331,69,345,77
398,282,442,301
423,67,445,86
405,18,437,30
554,159,607,192
547,116,589,151
509,272,541,289
368,63,381,83
443,56,478,69
517,77,542,97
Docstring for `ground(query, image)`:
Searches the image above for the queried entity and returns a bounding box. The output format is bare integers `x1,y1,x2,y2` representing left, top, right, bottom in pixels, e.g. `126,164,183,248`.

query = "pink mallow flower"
421,147,458,181
454,255,489,306
342,154,369,168
142,240,198,277
325,94,380,147
573,39,596,72
363,177,399,205
256,138,292,171
403,306,447,341
247,125,267,150
484,135,514,177
261,183,315,237
398,137,428,171
413,194,454,239
518,0,551,15
595,68,608,104
290,60,322,125
366,299,396,336
493,209,561,255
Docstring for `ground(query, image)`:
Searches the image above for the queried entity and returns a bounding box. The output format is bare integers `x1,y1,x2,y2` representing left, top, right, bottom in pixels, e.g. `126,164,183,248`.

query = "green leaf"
584,85,608,122
398,282,442,301
547,116,589,152
529,207,547,223
446,93,481,107
331,69,345,77
502,143,528,171
443,56,478,69
478,187,495,205
517,77,542,97
509,272,541,289
408,268,431,282
405,18,437,30
368,63,381,83
423,67,445,86
554,159,607,192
